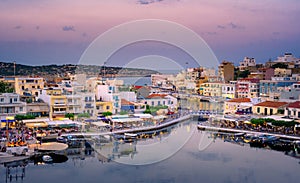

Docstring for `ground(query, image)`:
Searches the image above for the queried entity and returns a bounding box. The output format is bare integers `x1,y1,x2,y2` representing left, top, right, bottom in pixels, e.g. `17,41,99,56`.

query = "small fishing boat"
42,155,53,163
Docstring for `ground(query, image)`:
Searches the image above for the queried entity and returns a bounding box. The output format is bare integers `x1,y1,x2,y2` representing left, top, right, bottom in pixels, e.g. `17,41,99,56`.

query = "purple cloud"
14,25,22,29
62,26,75,31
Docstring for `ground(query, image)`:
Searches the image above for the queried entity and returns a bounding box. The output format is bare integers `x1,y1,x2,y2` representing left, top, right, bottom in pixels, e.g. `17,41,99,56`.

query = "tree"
238,70,250,79
77,113,90,118
271,63,288,69
65,113,75,120
119,111,128,115
0,81,14,93
102,111,113,116
143,105,151,114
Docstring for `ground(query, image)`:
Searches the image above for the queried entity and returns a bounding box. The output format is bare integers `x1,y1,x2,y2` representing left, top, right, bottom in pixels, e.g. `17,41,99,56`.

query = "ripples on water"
1,119,299,183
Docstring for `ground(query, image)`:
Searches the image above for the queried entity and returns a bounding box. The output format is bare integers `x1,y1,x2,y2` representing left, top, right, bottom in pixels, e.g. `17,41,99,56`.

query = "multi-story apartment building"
199,82,222,97
26,102,49,117
0,93,26,120
260,79,297,101
221,82,236,99
218,61,234,83
96,101,113,116
66,94,82,115
38,88,67,120
15,77,44,97
78,91,97,118
236,78,260,98
96,85,120,114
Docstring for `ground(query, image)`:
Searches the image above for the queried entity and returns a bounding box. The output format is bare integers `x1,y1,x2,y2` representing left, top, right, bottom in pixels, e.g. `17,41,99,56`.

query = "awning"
25,122,48,128
133,114,153,118
91,122,110,127
112,118,143,123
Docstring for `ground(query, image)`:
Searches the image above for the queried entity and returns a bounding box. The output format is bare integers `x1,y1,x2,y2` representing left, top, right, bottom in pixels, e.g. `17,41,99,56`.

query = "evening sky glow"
0,0,299,66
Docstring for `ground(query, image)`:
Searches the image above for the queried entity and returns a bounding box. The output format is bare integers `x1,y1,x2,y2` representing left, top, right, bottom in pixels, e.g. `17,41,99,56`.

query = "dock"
0,153,29,164
28,142,68,151
197,125,300,140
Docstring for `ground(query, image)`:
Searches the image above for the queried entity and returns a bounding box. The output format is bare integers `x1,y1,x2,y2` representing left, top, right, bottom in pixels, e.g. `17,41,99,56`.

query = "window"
14,98,17,102
106,106,110,110
0,98,3,102
20,107,23,112
257,107,260,113
158,101,161,105
151,101,154,106
270,108,273,115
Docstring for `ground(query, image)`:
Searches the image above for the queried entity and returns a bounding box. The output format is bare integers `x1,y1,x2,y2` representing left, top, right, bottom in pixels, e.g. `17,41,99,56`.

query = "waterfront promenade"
197,124,300,140
62,114,193,137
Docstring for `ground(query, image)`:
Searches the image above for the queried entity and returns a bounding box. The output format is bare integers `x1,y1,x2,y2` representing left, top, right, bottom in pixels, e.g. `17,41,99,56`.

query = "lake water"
1,119,299,183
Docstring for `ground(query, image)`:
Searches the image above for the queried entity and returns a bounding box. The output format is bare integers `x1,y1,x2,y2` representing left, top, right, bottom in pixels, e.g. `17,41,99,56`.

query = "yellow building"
15,77,44,97
96,101,113,115
253,101,288,116
199,82,222,97
38,88,67,120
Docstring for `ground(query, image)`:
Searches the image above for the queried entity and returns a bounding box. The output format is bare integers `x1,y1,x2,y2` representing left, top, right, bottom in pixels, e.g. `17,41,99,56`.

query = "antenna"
13,61,16,76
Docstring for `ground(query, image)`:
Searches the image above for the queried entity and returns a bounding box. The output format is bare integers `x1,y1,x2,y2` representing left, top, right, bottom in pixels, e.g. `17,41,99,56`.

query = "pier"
197,124,300,140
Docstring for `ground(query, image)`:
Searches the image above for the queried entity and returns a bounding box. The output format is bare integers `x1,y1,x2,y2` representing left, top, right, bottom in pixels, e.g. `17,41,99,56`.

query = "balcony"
53,103,66,106
53,110,66,114
85,105,94,109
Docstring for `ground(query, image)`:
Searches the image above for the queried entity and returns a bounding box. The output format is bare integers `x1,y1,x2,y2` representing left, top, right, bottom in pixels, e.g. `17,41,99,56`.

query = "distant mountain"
0,62,159,77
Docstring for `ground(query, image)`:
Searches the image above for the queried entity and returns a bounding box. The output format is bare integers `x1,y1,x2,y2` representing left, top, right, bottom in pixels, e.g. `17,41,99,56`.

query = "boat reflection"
208,132,300,161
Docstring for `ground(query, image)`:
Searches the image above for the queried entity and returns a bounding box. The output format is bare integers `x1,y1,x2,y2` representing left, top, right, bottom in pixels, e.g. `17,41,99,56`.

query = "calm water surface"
1,119,299,183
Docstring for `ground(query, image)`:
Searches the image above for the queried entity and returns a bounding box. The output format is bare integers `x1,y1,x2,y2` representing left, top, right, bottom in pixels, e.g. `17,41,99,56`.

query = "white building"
0,93,26,120
96,85,121,114
139,94,177,109
221,83,236,99
239,57,256,71
119,92,137,102
275,53,299,63
284,101,300,119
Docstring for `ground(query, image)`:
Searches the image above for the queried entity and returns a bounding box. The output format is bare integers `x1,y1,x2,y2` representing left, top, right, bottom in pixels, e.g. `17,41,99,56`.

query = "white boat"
124,133,138,138
42,155,53,162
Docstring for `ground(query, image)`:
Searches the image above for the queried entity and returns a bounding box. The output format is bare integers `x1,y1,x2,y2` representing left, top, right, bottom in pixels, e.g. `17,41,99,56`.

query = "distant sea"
105,70,180,86
108,76,152,86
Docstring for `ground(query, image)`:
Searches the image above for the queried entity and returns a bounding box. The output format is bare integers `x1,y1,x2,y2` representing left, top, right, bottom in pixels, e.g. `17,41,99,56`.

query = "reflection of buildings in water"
3,160,27,183
63,143,95,167
93,139,137,162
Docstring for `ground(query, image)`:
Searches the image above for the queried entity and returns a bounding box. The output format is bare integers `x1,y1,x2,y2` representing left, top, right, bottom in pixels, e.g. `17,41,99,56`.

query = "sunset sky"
0,0,299,67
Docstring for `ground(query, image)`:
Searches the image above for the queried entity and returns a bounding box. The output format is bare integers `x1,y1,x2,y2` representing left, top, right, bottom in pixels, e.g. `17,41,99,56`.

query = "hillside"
0,62,159,77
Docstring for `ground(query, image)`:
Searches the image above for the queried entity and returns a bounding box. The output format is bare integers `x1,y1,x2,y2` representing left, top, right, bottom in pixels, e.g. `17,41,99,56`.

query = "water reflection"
1,120,300,183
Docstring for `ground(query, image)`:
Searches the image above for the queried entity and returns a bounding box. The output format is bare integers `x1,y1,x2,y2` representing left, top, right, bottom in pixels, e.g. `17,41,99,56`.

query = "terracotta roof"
287,101,300,109
133,85,143,90
227,98,251,103
254,101,287,108
121,99,134,105
147,94,168,99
